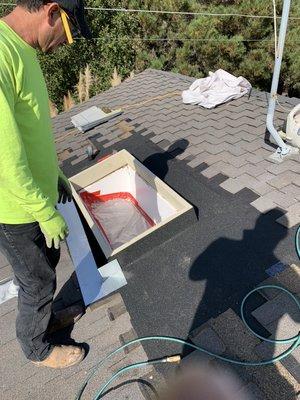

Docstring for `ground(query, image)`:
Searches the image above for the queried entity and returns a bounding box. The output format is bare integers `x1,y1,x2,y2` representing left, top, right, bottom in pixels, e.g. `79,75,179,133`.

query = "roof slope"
53,69,300,227
0,69,298,400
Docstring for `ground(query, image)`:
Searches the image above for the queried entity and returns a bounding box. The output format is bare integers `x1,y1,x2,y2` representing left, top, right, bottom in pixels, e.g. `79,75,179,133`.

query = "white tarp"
90,198,152,250
82,166,177,224
182,69,252,109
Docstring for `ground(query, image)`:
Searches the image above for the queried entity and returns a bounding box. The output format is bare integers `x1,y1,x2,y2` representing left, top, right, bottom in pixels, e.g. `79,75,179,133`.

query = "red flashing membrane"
97,154,112,163
80,191,155,249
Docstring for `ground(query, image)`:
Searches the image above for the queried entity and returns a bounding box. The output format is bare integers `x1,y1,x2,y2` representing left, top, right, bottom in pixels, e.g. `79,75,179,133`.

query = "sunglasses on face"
59,8,80,44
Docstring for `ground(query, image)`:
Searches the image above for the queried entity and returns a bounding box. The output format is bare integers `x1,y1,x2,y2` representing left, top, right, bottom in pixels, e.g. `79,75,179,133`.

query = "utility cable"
73,1,298,45
79,6,300,20
121,91,181,110
74,36,300,44
1,2,300,20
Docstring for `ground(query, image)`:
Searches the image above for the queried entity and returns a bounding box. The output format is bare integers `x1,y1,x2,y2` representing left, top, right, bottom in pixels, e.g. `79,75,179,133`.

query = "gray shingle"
0,251,9,269
0,264,13,281
52,68,299,227
252,292,299,327
0,241,155,399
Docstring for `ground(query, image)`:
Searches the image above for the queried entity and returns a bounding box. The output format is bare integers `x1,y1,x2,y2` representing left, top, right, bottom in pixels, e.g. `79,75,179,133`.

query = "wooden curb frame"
69,150,193,259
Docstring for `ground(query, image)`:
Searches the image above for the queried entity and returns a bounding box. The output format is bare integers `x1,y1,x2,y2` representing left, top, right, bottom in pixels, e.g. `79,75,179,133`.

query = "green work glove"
39,211,69,249
58,173,72,204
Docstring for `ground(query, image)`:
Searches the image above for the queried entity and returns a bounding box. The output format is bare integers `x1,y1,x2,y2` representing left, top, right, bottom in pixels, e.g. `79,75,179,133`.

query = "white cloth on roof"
182,69,252,109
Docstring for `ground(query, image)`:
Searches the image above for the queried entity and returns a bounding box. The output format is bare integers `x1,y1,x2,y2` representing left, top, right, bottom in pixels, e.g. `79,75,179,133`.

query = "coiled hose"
76,225,300,400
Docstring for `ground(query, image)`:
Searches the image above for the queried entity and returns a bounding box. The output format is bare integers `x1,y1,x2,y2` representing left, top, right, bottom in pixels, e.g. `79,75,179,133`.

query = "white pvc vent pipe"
266,0,291,155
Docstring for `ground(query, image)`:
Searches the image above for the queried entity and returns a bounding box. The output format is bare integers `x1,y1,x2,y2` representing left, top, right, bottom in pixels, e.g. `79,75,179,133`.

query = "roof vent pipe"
266,0,299,161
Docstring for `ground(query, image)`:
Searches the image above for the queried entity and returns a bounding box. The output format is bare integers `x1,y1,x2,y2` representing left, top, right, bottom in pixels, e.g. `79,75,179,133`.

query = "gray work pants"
0,222,60,361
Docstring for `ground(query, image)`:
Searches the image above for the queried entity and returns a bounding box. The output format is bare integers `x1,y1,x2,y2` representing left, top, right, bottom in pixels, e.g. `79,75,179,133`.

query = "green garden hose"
76,225,300,400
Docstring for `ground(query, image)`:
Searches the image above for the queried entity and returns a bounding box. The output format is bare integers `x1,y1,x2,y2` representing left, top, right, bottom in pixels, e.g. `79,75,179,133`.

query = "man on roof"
0,0,91,369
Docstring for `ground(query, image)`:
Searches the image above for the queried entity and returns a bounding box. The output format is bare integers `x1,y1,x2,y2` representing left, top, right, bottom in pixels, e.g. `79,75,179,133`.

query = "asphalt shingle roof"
0,244,157,400
53,68,300,228
1,68,299,400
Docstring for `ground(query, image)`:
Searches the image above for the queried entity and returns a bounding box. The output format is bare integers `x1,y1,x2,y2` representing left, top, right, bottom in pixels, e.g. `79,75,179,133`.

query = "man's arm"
0,54,68,248
0,69,57,222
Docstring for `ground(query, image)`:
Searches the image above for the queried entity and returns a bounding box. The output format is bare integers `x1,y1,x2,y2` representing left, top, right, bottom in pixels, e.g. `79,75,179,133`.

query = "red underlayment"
80,191,155,250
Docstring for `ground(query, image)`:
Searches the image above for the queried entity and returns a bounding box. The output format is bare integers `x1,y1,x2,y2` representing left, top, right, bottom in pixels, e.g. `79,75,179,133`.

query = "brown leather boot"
32,345,85,368
48,304,84,334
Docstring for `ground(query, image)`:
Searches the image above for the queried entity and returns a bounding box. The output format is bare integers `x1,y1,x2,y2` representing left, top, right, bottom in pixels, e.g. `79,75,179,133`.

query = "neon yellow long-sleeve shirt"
0,21,59,224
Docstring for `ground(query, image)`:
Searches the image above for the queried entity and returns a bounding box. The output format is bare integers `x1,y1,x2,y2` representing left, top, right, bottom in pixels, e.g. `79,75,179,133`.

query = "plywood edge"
71,149,191,211
70,150,128,189
69,149,194,259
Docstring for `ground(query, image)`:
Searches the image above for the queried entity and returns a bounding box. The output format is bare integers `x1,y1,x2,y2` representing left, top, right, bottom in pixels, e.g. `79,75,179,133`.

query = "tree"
38,0,142,109
1,0,299,108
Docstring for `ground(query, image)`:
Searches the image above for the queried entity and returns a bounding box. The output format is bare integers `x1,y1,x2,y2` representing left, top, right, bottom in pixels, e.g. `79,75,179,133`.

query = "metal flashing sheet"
58,200,127,306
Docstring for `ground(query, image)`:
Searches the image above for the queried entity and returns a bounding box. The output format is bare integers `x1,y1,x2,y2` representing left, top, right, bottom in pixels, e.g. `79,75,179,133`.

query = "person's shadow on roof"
143,139,189,181
134,139,190,227
183,210,299,399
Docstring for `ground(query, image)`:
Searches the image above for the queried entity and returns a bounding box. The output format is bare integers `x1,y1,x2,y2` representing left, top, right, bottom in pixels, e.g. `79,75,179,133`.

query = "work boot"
48,304,84,334
32,345,85,368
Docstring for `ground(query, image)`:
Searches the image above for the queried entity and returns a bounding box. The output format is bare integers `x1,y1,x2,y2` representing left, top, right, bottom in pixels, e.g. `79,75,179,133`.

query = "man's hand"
58,174,72,204
39,212,69,249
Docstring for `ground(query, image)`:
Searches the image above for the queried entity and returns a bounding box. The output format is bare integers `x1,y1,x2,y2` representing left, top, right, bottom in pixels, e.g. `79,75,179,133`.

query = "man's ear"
46,2,60,27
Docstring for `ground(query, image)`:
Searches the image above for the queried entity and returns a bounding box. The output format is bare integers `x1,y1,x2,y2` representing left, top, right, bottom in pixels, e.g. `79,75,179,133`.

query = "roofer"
0,0,91,369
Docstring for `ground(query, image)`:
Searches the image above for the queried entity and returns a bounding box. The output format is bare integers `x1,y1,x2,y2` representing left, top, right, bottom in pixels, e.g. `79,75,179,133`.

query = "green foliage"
1,0,300,108
38,0,142,109
0,5,11,17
